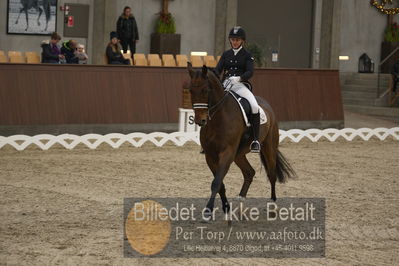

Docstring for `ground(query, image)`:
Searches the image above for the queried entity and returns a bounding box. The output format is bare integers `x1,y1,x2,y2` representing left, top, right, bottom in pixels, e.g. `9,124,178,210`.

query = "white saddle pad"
229,91,267,127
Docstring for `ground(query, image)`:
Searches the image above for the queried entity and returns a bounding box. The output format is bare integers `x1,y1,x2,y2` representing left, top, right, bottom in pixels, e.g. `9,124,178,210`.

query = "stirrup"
250,140,261,153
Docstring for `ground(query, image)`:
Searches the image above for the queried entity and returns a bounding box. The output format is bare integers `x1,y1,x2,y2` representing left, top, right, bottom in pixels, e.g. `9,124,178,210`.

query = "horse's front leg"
37,7,43,26
25,10,29,30
204,149,234,219
15,8,24,24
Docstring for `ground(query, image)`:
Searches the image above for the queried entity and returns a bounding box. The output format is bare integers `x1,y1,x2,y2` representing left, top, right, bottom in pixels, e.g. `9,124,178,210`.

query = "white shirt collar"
233,46,242,56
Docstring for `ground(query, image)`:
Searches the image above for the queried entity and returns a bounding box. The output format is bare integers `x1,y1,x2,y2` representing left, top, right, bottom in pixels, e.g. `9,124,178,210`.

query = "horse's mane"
190,65,224,91
206,68,224,91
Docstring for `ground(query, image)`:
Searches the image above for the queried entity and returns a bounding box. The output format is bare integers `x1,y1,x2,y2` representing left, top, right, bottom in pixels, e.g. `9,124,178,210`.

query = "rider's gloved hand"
229,76,241,84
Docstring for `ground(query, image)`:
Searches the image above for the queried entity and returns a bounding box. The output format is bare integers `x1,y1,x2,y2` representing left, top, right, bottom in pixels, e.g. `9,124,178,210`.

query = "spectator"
106,32,130,65
391,59,399,93
116,6,139,55
61,39,79,64
76,44,88,64
41,32,64,64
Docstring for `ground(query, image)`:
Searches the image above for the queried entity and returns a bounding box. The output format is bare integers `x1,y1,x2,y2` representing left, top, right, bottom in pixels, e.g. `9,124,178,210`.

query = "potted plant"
245,42,266,67
150,0,181,55
384,22,399,42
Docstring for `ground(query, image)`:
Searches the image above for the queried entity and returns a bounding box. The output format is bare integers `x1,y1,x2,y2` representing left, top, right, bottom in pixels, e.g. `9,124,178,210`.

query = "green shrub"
385,22,399,42
155,13,176,34
245,42,266,67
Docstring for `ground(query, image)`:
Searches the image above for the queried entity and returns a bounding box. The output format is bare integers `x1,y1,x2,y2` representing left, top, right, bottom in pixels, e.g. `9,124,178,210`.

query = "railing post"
377,65,381,98
377,46,399,99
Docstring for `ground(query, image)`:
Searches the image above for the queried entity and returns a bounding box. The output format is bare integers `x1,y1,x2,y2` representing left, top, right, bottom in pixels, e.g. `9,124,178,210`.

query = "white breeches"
224,81,260,113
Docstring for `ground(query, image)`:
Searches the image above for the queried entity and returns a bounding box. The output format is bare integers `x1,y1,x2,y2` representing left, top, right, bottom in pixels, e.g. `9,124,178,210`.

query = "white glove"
229,76,241,84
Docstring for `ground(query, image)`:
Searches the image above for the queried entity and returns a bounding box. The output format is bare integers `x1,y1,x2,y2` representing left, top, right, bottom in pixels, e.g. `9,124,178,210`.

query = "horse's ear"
202,65,208,79
187,62,194,78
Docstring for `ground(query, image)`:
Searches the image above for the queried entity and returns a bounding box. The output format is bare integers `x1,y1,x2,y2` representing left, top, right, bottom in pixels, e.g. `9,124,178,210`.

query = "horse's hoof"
202,207,213,221
268,211,277,219
271,196,277,202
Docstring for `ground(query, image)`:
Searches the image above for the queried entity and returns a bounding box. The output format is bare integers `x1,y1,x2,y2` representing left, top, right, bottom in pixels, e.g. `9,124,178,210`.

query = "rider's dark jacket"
215,47,254,82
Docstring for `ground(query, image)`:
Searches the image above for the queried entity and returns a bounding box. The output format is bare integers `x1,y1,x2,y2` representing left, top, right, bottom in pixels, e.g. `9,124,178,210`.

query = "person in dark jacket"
391,59,399,93
215,26,260,153
41,32,64,64
61,40,79,64
106,31,130,65
116,6,139,55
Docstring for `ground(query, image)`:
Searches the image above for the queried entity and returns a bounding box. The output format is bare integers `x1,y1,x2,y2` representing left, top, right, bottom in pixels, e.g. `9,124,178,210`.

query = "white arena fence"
0,128,398,151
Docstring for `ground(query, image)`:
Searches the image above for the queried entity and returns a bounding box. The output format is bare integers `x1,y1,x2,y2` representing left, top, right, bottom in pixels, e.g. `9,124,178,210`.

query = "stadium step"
342,84,378,93
342,91,376,99
341,73,392,107
344,79,388,87
344,104,399,118
343,98,376,106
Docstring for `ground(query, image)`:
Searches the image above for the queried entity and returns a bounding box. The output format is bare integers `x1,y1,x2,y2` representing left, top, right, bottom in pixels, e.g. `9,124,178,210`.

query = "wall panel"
0,64,343,125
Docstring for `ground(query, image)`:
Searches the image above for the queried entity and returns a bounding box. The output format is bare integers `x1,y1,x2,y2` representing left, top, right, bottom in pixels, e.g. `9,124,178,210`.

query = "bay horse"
187,63,296,217
15,0,51,32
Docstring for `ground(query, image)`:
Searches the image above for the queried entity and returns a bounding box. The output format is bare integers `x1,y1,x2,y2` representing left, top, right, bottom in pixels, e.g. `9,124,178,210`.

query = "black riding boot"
249,112,261,153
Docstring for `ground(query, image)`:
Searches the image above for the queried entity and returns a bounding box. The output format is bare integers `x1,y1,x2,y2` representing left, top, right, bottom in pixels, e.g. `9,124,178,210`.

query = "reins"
208,90,230,120
192,79,232,120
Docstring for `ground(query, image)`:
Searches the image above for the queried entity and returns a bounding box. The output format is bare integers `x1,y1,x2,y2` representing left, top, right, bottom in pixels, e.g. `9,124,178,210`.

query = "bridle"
191,80,232,120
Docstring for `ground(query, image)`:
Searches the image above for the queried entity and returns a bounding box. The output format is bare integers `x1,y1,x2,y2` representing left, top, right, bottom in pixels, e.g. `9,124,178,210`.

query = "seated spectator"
106,31,130,65
76,44,88,64
391,58,399,93
41,32,65,64
61,39,79,64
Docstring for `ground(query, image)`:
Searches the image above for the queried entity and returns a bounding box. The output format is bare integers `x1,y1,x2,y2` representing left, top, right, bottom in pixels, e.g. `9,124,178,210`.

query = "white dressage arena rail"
0,128,398,151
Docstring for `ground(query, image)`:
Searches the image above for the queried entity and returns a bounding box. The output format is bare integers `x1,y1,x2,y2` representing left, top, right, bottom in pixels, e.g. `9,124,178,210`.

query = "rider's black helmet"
228,26,246,41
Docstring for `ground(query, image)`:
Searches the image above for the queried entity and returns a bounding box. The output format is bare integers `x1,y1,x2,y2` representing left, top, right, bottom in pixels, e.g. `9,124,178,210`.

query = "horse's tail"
275,149,296,183
261,149,296,183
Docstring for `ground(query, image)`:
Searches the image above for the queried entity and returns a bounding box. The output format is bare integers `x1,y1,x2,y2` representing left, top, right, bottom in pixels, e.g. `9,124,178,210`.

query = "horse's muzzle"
197,119,207,127
194,110,208,127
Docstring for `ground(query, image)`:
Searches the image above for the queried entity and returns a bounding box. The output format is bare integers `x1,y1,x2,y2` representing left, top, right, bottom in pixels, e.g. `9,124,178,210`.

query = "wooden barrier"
0,63,343,127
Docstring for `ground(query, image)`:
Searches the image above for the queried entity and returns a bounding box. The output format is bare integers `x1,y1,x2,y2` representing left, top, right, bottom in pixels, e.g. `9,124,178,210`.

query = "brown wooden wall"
252,69,344,122
0,64,343,125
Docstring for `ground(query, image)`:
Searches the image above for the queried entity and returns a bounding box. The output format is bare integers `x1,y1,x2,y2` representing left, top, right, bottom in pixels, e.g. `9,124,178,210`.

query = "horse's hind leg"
234,154,255,198
218,182,230,214
43,0,50,31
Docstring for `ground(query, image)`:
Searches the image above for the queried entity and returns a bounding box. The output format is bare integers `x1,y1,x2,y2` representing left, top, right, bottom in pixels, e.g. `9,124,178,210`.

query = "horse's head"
187,62,211,127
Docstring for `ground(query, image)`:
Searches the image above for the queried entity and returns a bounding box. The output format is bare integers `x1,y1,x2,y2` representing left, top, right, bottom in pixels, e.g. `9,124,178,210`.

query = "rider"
215,26,261,153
